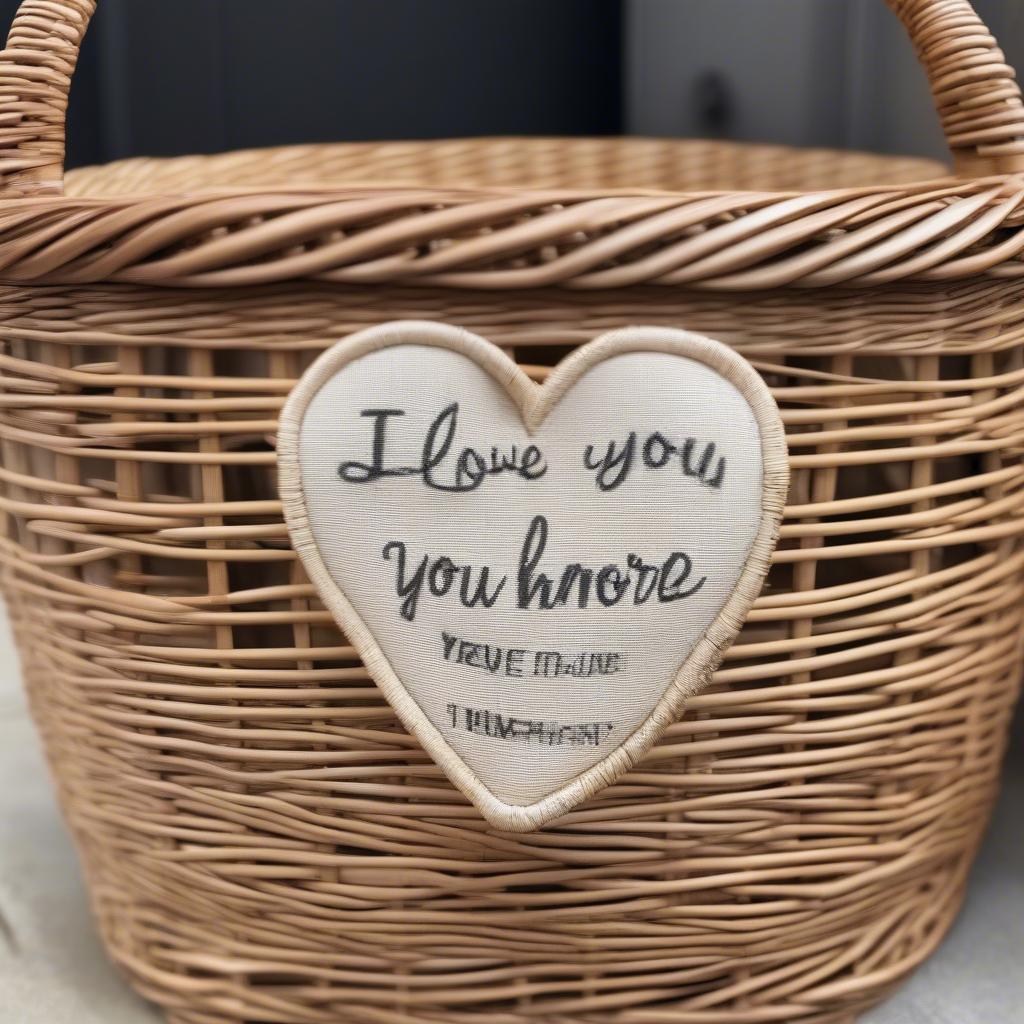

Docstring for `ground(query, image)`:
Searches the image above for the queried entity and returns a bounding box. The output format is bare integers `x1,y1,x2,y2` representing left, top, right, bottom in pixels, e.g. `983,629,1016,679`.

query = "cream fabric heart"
278,322,787,831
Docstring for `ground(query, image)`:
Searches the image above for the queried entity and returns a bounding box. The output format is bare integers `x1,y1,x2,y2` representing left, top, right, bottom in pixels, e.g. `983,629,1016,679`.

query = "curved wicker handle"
0,0,94,196
0,0,1021,197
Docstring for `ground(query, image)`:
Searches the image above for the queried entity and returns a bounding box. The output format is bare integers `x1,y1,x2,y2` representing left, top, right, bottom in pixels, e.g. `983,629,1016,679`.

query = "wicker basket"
2,1,1024,1022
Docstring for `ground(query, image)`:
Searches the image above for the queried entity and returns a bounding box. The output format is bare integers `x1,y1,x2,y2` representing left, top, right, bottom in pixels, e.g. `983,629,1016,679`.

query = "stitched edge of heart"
278,320,789,832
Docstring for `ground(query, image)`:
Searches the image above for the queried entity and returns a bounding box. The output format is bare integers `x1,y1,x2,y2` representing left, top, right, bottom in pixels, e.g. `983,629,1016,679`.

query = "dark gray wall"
0,0,623,168
2,1,1022,170
626,0,1024,164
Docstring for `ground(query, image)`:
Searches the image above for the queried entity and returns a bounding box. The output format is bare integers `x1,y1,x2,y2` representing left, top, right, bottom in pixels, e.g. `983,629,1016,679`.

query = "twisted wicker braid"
0,166,1021,289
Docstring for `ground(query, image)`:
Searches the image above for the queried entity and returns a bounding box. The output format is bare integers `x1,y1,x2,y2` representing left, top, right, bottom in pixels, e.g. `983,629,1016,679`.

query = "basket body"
0,135,1022,1024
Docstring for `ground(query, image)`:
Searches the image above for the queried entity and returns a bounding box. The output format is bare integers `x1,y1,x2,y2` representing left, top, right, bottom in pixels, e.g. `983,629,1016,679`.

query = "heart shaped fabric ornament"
278,322,788,831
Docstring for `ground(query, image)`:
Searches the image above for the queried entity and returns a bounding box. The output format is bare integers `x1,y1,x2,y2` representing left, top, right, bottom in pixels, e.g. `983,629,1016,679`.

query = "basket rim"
1,136,1021,293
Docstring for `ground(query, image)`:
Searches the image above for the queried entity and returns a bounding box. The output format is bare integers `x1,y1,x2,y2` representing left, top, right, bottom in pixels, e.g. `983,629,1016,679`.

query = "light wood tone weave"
1,2,1023,1023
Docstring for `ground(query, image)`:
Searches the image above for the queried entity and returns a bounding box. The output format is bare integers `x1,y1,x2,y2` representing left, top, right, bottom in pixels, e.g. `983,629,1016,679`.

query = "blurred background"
0,0,1021,171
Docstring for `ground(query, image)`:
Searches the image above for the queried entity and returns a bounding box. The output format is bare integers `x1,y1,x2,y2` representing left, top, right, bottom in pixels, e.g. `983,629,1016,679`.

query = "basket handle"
0,0,1022,197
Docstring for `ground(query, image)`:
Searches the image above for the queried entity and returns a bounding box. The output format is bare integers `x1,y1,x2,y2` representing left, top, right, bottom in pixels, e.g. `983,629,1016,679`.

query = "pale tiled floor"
1,611,1021,1024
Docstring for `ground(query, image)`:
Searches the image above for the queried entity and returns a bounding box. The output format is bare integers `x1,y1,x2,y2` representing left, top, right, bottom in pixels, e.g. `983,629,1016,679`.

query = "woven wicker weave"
1,2,1023,1022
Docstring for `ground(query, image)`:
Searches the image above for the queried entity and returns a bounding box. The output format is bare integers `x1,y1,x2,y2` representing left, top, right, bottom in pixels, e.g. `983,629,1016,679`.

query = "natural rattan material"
0,1,1023,1023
